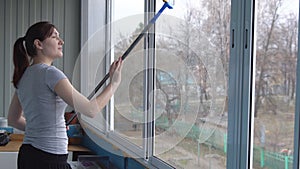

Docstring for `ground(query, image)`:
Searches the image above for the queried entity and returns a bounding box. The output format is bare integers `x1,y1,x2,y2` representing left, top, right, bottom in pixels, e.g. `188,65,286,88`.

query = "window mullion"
105,0,114,132
143,0,156,160
227,0,254,168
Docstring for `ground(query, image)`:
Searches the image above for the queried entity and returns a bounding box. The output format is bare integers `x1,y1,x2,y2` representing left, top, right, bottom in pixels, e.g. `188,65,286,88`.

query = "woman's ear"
33,39,43,50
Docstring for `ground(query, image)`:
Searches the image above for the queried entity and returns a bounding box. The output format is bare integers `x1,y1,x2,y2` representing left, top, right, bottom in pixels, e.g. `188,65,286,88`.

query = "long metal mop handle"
66,1,173,125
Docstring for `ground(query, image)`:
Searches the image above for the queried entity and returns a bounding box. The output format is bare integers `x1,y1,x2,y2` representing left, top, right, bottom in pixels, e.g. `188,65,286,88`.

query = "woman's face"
40,28,64,59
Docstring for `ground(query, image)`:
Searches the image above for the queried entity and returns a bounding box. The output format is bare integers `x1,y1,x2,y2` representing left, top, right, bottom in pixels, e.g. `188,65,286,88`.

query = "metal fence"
156,119,294,169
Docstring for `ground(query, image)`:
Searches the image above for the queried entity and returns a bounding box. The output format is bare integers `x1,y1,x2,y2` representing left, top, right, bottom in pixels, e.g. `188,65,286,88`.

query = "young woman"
7,21,123,169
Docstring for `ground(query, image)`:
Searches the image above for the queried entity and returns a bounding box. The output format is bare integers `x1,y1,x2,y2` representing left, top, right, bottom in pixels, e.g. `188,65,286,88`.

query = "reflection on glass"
154,0,230,168
113,0,144,147
253,0,298,168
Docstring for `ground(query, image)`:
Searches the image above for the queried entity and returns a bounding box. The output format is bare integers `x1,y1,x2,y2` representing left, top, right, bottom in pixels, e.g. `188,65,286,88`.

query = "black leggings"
18,144,71,169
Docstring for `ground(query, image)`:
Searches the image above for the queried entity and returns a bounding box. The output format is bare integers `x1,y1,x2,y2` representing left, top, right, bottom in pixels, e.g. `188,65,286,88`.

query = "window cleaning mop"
66,0,174,125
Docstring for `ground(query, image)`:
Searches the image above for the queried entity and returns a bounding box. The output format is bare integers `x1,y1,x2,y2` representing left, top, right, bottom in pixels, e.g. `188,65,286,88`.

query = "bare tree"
278,13,298,100
254,0,282,117
197,0,231,115
200,0,231,78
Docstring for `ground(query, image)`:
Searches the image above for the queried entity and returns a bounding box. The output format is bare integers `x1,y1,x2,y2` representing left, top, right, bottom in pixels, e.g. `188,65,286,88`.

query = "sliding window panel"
80,0,107,132
252,0,299,169
152,1,230,168
112,0,145,148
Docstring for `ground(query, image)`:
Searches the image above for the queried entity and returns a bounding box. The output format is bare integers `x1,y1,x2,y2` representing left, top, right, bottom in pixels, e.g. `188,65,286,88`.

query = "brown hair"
13,21,55,88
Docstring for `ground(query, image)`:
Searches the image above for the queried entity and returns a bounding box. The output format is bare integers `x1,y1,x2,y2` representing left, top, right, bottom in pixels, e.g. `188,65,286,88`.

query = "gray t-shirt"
16,63,68,154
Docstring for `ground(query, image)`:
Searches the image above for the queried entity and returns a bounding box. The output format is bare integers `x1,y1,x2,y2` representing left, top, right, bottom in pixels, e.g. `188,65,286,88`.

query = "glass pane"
112,0,145,147
154,0,230,168
79,1,107,132
253,0,298,168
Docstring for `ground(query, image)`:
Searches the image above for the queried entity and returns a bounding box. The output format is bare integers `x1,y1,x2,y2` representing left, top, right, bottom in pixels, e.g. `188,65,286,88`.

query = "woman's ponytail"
12,21,55,88
12,37,29,88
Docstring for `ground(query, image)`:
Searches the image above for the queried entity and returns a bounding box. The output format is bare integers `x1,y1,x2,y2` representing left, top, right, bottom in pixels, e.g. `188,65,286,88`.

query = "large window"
79,0,300,169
